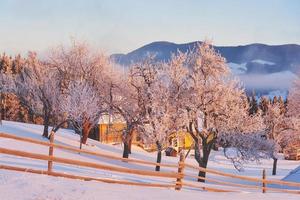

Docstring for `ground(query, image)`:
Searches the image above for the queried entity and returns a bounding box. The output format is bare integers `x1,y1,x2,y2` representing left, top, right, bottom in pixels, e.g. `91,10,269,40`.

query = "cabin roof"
98,113,125,124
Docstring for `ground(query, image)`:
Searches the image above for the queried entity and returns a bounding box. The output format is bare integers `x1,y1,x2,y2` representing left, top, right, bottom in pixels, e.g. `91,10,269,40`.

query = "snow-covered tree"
104,68,144,158
221,133,277,171
219,108,277,171
3,52,60,137
249,91,258,115
288,75,300,118
259,96,271,115
0,53,13,74
0,70,9,124
96,59,144,158
48,42,109,143
259,75,300,175
164,52,190,139
48,41,108,88
263,102,286,175
60,81,102,149
282,75,300,156
183,41,267,181
128,57,172,170
141,52,191,171
0,54,27,124
278,96,286,114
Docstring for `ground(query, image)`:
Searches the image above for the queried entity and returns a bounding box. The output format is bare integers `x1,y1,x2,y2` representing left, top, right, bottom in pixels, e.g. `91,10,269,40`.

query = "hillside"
0,120,300,199
112,42,300,72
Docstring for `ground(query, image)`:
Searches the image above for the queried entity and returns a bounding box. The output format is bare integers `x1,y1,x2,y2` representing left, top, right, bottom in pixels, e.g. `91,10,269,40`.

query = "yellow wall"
98,123,140,144
99,123,125,143
168,131,193,149
184,133,193,149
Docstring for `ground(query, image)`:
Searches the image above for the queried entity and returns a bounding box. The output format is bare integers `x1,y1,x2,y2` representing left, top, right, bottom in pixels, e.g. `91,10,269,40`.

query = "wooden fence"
1,132,300,194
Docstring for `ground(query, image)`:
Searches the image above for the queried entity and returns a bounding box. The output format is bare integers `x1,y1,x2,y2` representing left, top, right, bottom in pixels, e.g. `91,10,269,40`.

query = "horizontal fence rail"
0,164,175,188
1,132,300,194
184,163,300,188
0,147,179,178
0,133,178,168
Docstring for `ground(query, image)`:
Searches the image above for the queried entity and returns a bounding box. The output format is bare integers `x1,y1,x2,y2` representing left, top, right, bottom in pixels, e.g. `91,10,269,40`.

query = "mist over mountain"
111,41,300,97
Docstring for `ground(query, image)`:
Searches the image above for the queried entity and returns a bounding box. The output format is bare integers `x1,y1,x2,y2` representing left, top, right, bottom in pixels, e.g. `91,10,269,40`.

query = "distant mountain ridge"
111,41,300,96
111,41,300,73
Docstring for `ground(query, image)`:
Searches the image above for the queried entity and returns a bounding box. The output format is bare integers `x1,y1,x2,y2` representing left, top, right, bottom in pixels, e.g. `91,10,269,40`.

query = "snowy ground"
0,120,300,200
1,170,300,200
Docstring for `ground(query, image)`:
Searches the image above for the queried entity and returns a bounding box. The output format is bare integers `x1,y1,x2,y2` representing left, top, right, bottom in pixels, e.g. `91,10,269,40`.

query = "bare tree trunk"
197,132,216,182
128,137,132,154
0,93,5,122
155,141,162,171
82,120,93,144
71,121,83,150
192,134,213,182
123,141,130,158
122,129,132,158
186,116,216,182
272,158,278,175
197,145,211,182
42,110,50,138
28,109,34,123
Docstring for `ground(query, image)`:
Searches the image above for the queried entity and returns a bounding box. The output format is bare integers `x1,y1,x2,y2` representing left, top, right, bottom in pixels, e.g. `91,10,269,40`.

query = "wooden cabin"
96,114,194,151
97,113,123,144
97,113,140,145
98,122,124,144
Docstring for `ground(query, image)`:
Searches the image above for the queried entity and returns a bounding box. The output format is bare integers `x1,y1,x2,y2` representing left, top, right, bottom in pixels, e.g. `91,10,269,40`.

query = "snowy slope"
1,170,300,200
283,165,300,183
1,120,300,199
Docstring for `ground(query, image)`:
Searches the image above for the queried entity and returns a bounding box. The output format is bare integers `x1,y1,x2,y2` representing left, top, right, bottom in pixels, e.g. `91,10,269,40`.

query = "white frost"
251,59,275,65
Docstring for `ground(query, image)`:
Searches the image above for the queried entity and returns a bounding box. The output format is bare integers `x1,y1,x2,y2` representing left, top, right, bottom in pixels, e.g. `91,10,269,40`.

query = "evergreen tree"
278,96,286,114
246,95,251,106
284,97,288,110
259,96,270,115
249,91,258,115
0,53,33,123
11,54,23,74
272,96,278,104
0,53,12,73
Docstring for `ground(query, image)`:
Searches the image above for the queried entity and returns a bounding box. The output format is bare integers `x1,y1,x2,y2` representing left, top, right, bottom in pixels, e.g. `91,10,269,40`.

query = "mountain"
111,41,300,97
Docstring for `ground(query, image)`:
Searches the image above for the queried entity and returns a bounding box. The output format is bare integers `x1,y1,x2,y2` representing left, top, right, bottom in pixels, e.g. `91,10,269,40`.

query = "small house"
96,113,194,151
97,113,140,145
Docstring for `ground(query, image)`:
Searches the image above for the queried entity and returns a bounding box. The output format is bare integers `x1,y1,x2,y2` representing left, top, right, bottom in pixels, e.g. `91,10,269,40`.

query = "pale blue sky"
0,0,299,55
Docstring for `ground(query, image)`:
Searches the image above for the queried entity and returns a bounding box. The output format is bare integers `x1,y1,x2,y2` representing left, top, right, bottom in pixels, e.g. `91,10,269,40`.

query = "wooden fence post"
262,169,266,193
48,131,55,173
175,151,185,190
